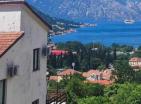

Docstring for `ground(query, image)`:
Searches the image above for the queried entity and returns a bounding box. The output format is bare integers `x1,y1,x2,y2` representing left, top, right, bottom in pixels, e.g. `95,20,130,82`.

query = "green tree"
134,70,141,83
113,47,117,60
132,51,141,58
86,84,104,96
66,76,86,103
111,83,141,104
104,84,119,97
78,96,110,104
113,60,135,83
97,64,106,71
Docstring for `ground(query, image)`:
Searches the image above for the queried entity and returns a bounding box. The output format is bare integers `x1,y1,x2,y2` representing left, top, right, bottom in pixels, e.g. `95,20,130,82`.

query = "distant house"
83,69,113,85
57,69,81,76
102,69,113,80
129,57,141,70
82,70,101,78
49,76,63,82
0,0,51,104
49,69,81,82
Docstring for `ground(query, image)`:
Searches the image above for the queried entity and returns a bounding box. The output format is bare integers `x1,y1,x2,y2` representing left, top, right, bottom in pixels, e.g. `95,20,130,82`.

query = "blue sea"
52,22,141,47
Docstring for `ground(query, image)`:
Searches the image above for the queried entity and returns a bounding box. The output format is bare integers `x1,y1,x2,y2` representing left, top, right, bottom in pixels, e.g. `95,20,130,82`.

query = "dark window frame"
0,80,5,104
2,80,5,104
33,48,40,71
32,99,39,104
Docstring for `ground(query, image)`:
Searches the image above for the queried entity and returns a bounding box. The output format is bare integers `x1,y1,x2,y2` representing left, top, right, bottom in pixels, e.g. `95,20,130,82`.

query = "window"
0,80,5,104
32,99,39,104
33,48,40,71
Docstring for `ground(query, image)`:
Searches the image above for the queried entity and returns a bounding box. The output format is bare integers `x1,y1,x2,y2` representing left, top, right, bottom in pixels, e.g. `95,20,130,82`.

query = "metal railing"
46,90,67,104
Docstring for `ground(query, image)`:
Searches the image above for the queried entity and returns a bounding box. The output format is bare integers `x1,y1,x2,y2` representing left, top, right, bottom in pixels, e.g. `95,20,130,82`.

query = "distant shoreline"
51,22,141,47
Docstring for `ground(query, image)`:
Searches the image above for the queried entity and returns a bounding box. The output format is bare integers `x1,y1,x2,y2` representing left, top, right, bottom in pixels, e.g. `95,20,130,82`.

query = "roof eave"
24,2,52,30
0,32,24,58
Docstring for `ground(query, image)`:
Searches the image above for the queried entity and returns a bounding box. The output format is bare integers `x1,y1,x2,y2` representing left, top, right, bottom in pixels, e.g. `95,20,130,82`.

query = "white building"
129,57,141,68
0,0,51,104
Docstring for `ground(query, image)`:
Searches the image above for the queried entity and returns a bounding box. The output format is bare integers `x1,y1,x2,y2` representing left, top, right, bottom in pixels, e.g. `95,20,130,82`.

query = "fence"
46,90,67,104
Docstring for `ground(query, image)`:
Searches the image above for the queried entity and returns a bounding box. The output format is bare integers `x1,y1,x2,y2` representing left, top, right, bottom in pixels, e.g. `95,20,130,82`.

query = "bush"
86,84,104,96
65,75,104,103
111,83,141,104
78,96,110,104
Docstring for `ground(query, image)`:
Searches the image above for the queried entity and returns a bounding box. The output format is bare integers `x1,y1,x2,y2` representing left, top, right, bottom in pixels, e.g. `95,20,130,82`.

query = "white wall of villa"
0,3,49,104
129,61,141,67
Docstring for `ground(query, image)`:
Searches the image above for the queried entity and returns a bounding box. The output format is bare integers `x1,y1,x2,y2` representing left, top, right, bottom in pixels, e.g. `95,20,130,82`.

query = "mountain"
29,4,81,34
27,0,141,22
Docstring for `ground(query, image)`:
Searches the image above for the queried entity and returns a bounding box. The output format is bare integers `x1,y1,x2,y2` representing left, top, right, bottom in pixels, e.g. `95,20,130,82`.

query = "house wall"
0,4,22,32
129,61,141,67
0,4,48,104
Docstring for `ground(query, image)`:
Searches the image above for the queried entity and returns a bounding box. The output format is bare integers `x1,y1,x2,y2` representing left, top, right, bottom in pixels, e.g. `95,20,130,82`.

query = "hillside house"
129,57,141,70
83,69,113,85
82,70,101,78
0,0,51,104
129,57,141,67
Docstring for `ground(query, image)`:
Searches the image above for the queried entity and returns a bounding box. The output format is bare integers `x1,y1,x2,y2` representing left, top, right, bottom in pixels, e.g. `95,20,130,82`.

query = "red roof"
57,69,81,76
82,70,101,78
129,57,141,62
0,32,24,57
51,50,68,56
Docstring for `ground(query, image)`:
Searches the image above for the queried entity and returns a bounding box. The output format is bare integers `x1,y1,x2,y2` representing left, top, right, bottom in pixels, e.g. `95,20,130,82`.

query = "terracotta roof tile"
82,70,101,78
129,57,141,62
57,69,81,76
0,32,24,57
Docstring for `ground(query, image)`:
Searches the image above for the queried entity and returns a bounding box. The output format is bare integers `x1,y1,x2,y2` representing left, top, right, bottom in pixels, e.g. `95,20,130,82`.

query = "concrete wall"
0,3,48,104
0,4,22,32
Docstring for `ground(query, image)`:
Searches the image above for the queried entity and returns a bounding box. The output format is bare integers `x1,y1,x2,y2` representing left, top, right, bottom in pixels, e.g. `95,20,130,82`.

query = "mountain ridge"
28,0,141,22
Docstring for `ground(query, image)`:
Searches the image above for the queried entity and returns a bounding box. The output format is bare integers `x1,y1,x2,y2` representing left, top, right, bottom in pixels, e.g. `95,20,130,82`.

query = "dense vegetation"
78,83,141,104
48,41,137,71
47,41,141,104
48,74,141,104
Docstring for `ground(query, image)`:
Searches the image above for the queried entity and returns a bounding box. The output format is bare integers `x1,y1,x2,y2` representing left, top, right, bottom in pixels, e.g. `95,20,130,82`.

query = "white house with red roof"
129,57,141,70
82,69,113,85
82,70,101,78
0,0,51,104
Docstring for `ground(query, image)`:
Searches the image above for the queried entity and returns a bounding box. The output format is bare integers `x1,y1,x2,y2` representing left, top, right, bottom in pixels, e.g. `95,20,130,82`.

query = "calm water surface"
52,22,141,47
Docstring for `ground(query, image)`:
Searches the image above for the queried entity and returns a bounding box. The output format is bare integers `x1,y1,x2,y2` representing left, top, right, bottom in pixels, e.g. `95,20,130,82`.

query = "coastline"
51,22,141,47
